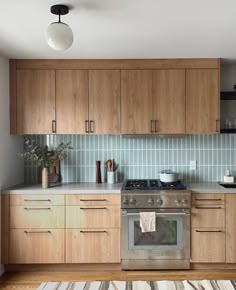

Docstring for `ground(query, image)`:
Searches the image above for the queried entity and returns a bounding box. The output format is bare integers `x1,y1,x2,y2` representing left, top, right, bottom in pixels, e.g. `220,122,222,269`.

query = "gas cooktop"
122,179,186,191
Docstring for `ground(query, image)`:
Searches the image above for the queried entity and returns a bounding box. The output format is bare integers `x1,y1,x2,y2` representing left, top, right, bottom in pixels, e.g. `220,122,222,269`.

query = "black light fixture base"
50,5,69,16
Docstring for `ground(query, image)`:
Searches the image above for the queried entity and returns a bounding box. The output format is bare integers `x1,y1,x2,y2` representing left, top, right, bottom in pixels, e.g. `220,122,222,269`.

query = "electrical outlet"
190,160,197,171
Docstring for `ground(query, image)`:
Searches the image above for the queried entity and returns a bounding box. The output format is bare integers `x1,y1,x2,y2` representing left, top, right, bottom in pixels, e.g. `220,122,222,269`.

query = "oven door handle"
124,212,190,216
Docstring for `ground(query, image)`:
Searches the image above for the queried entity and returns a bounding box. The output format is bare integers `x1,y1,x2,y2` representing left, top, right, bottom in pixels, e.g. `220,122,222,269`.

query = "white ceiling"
1,0,236,60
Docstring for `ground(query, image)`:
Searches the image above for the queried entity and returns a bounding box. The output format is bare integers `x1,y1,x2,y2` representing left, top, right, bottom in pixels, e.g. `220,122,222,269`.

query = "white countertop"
187,182,236,194
2,182,123,194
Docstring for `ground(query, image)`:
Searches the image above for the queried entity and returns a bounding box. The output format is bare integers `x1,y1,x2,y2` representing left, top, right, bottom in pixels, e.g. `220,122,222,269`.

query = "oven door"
121,208,190,260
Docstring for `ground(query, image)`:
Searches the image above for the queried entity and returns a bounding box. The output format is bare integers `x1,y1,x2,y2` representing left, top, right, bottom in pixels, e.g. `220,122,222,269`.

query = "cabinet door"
186,69,219,134
9,229,64,263
66,229,120,263
89,70,120,134
226,194,236,263
17,70,55,134
56,70,89,134
153,70,185,134
121,70,153,134
191,228,225,263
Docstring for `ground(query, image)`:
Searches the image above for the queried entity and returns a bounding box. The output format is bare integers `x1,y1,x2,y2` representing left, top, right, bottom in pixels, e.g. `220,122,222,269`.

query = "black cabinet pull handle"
52,120,56,133
80,207,107,210
89,120,94,133
85,120,89,133
80,230,107,233
24,199,51,202
195,206,223,209
195,198,222,201
24,230,51,234
24,207,51,210
80,199,107,202
196,230,222,233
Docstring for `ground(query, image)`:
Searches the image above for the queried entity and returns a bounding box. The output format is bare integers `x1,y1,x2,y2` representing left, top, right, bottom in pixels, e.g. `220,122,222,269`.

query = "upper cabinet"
10,59,220,135
16,70,55,134
186,69,220,134
121,70,153,134
153,70,186,134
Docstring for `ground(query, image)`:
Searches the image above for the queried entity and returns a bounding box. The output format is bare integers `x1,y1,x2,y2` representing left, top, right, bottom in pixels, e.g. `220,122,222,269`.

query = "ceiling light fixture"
46,4,74,51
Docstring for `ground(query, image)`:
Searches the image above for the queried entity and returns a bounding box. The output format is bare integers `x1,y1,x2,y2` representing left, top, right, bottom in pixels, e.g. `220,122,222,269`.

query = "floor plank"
1,270,236,290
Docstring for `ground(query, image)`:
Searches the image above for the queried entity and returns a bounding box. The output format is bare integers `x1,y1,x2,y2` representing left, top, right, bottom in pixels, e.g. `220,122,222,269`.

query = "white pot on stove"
159,170,179,183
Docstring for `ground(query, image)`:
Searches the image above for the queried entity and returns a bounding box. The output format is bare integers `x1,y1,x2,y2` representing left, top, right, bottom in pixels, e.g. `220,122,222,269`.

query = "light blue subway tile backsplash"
23,134,236,184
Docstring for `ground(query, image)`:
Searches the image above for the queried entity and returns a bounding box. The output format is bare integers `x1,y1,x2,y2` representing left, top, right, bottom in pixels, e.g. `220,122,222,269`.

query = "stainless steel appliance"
121,179,191,270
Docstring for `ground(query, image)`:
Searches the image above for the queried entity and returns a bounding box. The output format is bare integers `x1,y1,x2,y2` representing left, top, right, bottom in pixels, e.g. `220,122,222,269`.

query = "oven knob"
175,199,182,206
122,197,129,205
129,197,136,205
181,199,188,206
156,198,163,206
147,198,154,205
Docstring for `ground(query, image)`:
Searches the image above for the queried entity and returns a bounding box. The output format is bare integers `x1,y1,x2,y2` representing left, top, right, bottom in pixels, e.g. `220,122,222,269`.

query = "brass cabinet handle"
150,120,155,133
24,207,51,210
24,199,51,202
80,199,107,202
52,120,56,133
80,230,107,233
80,207,107,210
155,120,159,132
196,230,222,233
195,206,223,209
24,230,51,234
89,120,94,133
195,198,222,201
85,120,89,133
216,119,220,133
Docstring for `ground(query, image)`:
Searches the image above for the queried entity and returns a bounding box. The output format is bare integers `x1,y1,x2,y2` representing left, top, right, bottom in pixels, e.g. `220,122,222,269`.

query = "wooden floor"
1,270,236,289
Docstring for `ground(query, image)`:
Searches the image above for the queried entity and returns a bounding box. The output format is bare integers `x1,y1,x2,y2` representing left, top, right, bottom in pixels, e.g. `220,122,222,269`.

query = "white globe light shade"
46,22,73,51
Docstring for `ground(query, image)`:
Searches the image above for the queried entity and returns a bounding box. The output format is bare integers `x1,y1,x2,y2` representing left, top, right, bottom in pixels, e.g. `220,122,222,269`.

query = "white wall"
0,57,24,275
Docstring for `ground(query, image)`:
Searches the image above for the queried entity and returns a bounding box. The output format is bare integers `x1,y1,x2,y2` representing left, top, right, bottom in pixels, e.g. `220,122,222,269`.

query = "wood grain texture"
121,70,153,134
16,70,55,134
66,205,120,228
10,206,65,229
153,70,185,134
191,228,225,263
56,70,89,134
10,60,17,134
226,194,236,263
191,193,224,206
66,229,120,263
191,207,225,228
66,194,120,206
10,194,65,206
14,58,220,70
89,70,121,134
186,69,220,134
1,194,9,264
9,229,65,264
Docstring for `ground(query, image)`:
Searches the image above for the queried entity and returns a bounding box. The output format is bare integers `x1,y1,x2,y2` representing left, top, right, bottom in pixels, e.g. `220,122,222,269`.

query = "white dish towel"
139,212,156,232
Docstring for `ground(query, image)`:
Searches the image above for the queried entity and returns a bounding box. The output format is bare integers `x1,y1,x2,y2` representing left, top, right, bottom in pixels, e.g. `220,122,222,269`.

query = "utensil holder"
107,171,116,184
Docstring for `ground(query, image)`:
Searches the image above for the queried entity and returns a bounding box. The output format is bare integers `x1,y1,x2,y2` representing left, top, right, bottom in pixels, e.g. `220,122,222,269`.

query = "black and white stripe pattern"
38,280,236,290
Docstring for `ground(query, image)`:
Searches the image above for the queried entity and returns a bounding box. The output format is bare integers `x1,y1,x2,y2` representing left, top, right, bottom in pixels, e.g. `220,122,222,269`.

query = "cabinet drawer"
10,206,65,228
9,229,65,263
10,194,65,206
66,194,120,206
66,229,120,263
191,228,225,263
191,206,225,228
66,205,120,228
192,193,224,206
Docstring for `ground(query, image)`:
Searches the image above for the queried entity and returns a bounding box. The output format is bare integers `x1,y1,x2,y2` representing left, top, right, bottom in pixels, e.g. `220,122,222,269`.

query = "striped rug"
38,280,236,289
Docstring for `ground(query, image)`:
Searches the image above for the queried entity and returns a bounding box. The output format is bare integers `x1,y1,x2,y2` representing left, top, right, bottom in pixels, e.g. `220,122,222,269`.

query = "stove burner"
123,179,186,191
125,179,148,190
159,180,186,190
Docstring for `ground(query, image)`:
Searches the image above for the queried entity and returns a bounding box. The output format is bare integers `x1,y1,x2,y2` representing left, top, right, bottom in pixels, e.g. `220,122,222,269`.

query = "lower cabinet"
226,194,236,263
66,229,120,263
191,193,225,263
9,229,65,263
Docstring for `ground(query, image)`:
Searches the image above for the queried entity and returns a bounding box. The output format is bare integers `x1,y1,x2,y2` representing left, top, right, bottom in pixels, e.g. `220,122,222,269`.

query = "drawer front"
9,229,65,263
191,228,225,263
191,207,225,228
10,194,65,206
10,206,65,228
66,229,120,263
192,193,224,206
66,205,120,228
66,194,120,206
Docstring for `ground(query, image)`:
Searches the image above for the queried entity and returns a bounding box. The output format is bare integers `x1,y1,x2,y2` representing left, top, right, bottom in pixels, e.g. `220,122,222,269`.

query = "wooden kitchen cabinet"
121,70,153,134
65,194,120,263
186,69,220,134
191,193,225,263
56,70,89,134
152,70,186,134
16,70,55,134
226,194,236,263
